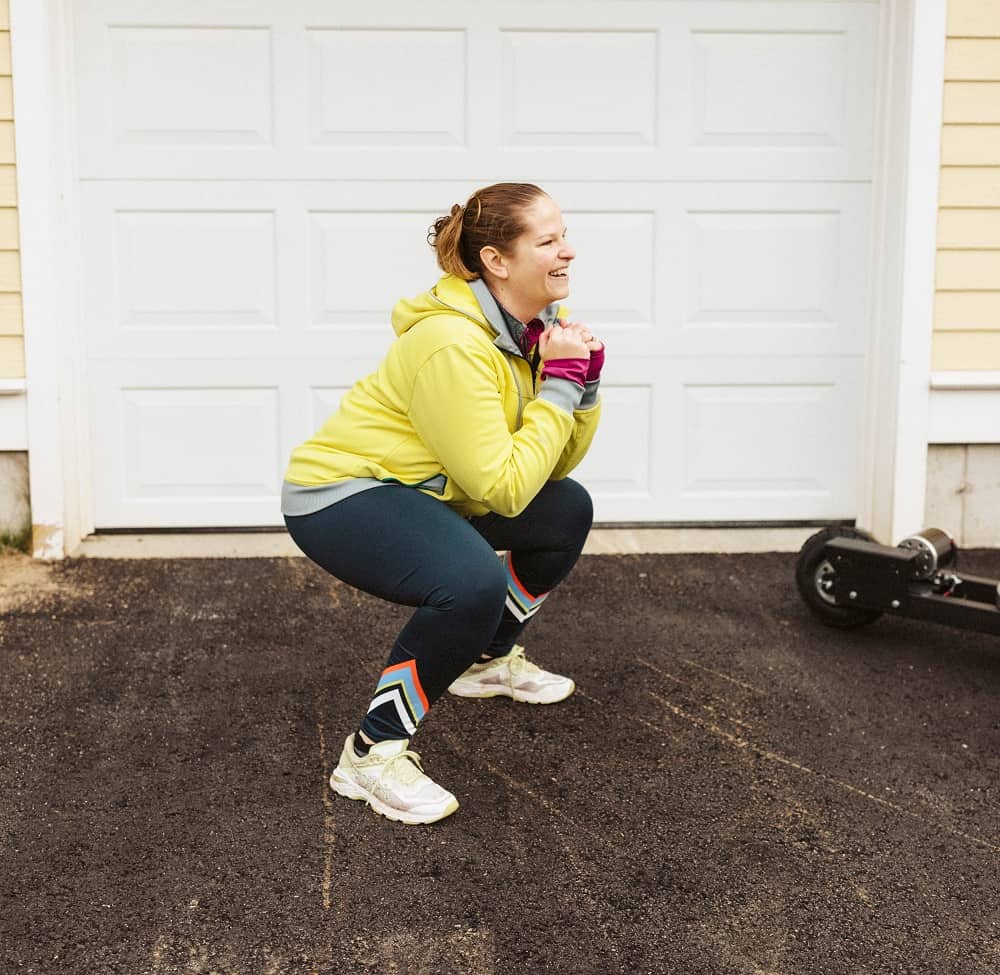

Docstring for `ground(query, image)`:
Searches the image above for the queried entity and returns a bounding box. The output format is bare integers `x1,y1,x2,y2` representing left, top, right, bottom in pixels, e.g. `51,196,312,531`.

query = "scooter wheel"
795,527,883,628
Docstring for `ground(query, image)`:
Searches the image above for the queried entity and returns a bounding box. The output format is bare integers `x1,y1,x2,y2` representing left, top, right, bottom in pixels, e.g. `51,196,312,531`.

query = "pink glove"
541,357,589,388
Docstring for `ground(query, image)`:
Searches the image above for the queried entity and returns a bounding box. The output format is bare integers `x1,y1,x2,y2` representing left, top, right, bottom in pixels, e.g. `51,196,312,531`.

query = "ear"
479,245,508,280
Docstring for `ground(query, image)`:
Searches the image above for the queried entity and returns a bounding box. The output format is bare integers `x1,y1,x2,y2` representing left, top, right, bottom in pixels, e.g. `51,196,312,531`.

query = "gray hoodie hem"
281,478,386,517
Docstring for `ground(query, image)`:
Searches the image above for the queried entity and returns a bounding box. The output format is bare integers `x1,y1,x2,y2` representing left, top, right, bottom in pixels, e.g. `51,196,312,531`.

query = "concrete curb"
72,527,817,558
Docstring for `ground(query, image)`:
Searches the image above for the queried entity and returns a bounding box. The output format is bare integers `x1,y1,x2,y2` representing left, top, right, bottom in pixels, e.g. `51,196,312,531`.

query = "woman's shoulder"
398,308,495,357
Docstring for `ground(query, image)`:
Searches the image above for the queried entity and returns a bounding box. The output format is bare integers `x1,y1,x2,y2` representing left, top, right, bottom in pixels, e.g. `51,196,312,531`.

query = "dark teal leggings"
284,478,593,742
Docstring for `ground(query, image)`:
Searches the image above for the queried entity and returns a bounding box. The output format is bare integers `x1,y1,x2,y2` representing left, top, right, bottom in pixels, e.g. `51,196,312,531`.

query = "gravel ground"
0,549,998,975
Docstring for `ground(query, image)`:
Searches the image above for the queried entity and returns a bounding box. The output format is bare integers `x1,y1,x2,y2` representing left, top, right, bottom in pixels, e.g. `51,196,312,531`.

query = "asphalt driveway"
0,547,998,974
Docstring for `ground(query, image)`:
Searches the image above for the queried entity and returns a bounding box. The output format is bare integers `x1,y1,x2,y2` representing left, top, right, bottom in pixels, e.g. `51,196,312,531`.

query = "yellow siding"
0,164,15,206
938,208,1000,246
945,39,1000,79
0,21,21,380
936,250,1000,290
935,1,1000,370
0,249,18,291
948,0,1000,36
933,331,1000,369
0,207,16,248
0,335,23,374
940,125,1000,164
943,82,1000,122
0,121,14,164
936,291,1000,329
939,167,1000,205
0,291,20,333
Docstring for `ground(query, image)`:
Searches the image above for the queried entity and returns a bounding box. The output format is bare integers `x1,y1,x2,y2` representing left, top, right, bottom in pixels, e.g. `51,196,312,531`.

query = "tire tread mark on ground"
439,732,626,975
672,655,766,695
315,719,337,912
315,715,337,974
641,688,1000,856
637,658,754,731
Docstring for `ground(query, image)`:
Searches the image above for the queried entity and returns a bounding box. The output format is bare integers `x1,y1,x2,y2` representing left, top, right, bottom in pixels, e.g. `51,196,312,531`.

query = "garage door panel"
681,382,840,493
570,384,654,501
685,210,840,326
308,210,442,327
89,364,286,527
501,29,658,148
114,209,277,329
76,0,876,183
669,358,863,521
669,183,870,358
687,29,847,150
120,386,281,498
559,209,657,328
110,26,273,148
574,357,863,523
309,28,467,148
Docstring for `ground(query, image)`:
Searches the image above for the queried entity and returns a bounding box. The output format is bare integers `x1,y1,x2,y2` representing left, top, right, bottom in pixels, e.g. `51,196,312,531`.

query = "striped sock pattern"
503,551,549,623
364,659,429,738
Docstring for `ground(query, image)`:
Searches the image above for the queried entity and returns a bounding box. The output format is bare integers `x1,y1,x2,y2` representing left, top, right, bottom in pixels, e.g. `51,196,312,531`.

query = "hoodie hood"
391,274,564,357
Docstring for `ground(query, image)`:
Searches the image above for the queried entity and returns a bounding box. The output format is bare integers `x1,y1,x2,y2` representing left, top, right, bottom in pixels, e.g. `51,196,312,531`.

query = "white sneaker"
330,735,459,825
447,644,575,704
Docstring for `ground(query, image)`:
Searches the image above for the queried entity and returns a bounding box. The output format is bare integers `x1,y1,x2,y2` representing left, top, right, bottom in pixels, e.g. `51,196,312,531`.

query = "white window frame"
10,0,946,557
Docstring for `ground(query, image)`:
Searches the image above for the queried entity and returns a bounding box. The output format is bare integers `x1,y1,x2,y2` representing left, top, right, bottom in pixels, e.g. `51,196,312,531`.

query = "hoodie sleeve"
407,341,580,517
550,394,602,481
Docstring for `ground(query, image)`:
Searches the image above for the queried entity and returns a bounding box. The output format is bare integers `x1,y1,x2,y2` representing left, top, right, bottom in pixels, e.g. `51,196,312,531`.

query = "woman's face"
488,195,576,317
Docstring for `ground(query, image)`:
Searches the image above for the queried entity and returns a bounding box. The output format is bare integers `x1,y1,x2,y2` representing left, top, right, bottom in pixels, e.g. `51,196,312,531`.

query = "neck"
485,281,543,325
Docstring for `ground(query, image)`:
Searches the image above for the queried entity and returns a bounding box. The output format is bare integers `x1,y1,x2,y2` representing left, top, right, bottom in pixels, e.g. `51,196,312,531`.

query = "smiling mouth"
548,270,568,278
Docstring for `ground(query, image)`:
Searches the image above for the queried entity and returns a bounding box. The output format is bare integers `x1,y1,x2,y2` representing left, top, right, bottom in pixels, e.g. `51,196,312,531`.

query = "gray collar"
468,278,560,357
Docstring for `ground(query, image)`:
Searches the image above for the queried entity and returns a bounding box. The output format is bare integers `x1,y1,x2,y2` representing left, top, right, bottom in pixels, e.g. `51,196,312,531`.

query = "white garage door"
75,0,878,528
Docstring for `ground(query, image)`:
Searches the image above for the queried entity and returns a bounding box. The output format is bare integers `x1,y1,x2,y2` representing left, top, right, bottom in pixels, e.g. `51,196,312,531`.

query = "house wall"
0,0,19,379
0,0,28,547
0,0,991,548
925,0,1000,546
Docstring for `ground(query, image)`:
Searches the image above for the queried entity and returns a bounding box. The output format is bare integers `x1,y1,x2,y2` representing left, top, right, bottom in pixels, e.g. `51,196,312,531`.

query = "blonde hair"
428,183,547,280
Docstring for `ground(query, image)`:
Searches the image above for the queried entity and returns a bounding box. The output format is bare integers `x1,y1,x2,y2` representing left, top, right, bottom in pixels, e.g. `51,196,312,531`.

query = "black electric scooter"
795,526,1000,634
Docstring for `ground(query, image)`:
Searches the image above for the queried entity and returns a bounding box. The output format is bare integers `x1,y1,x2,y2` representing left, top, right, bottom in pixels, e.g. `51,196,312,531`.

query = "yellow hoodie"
283,275,602,518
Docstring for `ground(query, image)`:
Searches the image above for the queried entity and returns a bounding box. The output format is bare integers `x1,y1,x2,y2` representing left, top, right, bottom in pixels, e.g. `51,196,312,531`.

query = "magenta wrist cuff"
541,357,589,388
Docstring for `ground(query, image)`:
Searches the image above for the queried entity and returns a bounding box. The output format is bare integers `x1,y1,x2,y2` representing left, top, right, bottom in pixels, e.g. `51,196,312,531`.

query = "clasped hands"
538,319,603,361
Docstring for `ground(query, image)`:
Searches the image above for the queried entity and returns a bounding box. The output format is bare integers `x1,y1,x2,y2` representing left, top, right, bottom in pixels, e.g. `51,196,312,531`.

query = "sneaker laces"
374,747,426,791
506,644,541,676
499,644,547,692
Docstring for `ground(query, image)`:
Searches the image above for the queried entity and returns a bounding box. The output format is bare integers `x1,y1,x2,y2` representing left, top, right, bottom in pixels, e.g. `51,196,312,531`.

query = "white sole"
329,770,458,825
447,679,575,704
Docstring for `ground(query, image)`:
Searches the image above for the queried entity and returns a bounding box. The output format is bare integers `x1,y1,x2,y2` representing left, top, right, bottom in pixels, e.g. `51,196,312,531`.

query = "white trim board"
857,0,946,543
0,385,27,451
9,0,93,558
929,373,1000,444
9,0,943,557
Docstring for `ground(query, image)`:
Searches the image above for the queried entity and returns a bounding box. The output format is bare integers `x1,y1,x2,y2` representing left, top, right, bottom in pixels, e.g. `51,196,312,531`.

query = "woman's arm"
407,338,585,517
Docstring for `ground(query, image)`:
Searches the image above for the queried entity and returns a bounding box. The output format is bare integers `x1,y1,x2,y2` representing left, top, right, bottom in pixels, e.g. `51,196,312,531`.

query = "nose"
559,239,576,261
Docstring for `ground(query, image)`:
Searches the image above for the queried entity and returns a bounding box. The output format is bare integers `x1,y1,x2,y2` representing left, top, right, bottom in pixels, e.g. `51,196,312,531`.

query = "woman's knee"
432,552,507,619
545,478,594,535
